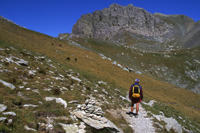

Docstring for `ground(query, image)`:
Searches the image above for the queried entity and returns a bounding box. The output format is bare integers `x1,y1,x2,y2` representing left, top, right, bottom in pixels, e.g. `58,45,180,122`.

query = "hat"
135,79,140,82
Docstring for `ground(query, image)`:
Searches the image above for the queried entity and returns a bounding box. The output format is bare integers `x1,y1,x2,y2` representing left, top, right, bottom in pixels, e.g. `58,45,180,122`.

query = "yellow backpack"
132,85,141,98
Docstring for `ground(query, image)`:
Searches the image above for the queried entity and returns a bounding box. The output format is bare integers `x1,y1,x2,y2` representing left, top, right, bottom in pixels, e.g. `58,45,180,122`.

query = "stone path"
120,104,156,133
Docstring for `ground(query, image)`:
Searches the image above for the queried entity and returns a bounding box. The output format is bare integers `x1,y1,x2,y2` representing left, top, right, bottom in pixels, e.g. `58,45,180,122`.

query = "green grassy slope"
72,37,200,92
0,18,200,132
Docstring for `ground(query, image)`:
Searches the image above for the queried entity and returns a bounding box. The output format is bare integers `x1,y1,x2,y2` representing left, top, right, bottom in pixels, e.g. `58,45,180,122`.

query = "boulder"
2,112,16,116
17,60,28,66
73,99,120,132
45,97,67,109
28,70,36,75
23,104,38,108
0,79,16,90
56,98,67,108
24,125,37,131
74,111,120,132
0,104,7,112
153,114,182,133
163,117,182,133
0,117,7,122
5,56,28,66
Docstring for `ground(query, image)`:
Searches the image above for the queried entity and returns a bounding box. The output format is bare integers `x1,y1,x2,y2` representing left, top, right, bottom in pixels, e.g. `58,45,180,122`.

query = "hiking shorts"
131,98,141,106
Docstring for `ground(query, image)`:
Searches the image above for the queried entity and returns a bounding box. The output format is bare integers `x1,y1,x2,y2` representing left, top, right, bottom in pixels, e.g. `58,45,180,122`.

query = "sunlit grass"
0,18,200,132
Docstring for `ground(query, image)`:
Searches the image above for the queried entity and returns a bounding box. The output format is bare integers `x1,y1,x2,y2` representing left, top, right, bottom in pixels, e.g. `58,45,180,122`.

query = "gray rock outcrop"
69,3,200,50
71,4,174,40
0,79,16,90
58,33,70,39
0,104,7,112
73,99,121,132
5,56,28,66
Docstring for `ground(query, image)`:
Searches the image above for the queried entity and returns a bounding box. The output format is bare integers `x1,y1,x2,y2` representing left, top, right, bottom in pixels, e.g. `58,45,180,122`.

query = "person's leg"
131,102,134,113
136,103,139,114
131,105,134,113
130,102,134,117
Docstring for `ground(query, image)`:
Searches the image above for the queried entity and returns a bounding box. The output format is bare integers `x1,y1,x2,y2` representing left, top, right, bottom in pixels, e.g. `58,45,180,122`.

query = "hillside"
60,3,200,95
0,16,200,133
65,37,200,94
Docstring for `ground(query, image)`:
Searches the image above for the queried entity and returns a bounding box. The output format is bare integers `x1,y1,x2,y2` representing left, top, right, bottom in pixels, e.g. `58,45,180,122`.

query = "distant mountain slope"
182,21,200,48
67,3,200,51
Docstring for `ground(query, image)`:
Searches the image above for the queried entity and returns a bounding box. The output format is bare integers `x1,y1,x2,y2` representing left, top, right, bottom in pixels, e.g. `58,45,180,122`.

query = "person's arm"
129,85,132,101
140,87,143,101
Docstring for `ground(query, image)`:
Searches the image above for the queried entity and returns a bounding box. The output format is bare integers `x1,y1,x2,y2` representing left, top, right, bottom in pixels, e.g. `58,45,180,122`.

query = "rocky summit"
71,4,173,40
68,3,200,51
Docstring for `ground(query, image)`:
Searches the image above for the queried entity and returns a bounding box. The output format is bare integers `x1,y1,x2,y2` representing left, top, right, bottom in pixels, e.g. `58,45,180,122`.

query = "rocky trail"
106,94,189,133
120,104,156,133
106,96,158,133
71,98,159,133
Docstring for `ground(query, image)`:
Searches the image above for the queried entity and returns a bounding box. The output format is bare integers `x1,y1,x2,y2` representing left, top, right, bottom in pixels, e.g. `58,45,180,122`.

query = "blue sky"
0,0,199,37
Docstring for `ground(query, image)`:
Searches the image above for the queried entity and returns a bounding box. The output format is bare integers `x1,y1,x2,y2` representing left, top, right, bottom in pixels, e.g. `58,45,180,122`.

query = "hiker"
129,79,143,117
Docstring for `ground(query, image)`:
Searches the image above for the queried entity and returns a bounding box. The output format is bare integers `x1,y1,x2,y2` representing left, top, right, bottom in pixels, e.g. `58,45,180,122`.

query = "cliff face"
70,3,199,50
72,4,174,40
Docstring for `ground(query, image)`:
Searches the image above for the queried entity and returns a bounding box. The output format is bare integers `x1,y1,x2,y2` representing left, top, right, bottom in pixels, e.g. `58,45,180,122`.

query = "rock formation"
69,3,200,50
73,99,121,132
72,4,173,40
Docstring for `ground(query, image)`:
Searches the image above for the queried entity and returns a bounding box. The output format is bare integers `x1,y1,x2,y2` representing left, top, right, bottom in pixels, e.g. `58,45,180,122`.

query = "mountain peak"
69,3,200,51
71,3,171,41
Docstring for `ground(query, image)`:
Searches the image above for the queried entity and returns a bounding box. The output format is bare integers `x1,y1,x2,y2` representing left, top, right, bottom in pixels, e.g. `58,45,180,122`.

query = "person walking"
129,79,143,118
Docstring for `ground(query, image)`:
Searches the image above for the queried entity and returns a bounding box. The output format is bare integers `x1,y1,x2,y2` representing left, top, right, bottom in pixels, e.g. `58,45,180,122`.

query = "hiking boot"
130,112,133,117
135,114,139,118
